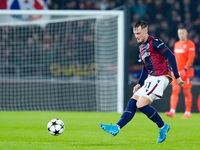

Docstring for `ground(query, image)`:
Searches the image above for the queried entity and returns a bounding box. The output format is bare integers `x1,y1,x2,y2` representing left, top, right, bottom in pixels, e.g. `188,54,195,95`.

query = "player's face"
178,29,188,42
133,26,147,43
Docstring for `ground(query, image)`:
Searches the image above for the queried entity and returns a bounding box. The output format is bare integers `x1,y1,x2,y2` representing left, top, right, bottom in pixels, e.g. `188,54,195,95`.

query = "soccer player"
99,20,185,143
165,27,196,119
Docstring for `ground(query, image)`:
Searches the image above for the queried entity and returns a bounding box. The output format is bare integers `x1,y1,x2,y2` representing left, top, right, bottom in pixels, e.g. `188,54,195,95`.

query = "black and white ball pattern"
47,119,65,136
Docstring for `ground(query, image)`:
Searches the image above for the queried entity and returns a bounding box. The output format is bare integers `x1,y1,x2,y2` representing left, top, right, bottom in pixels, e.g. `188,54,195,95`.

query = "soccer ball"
47,119,65,136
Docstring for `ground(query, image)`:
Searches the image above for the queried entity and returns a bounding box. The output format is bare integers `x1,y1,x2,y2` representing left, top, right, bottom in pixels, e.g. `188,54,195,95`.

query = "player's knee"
136,97,151,108
183,88,192,97
124,99,137,113
172,87,180,95
184,92,191,97
136,101,145,108
126,99,137,109
184,93,192,100
132,95,139,100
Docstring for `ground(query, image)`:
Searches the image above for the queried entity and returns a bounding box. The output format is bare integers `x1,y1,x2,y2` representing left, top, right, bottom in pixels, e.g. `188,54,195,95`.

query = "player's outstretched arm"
162,49,180,79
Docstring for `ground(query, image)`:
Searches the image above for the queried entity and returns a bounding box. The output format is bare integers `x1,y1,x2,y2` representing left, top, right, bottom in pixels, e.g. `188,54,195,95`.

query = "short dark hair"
134,20,148,29
178,24,187,30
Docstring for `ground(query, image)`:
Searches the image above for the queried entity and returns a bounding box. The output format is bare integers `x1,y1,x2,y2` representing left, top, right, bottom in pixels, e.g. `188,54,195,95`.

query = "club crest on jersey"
142,52,150,60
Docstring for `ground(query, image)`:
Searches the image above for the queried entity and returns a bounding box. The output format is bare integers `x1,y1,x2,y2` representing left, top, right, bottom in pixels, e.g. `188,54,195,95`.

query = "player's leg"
116,95,138,129
137,96,165,129
165,82,180,118
99,84,145,136
99,95,138,136
137,75,168,128
137,76,170,143
182,87,192,118
137,96,170,143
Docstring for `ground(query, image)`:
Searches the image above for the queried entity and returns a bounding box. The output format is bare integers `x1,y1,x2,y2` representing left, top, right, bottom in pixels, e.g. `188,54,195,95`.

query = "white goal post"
0,10,124,113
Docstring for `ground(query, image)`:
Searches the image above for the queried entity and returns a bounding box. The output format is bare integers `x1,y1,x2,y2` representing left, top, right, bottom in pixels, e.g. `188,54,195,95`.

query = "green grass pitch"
0,111,200,150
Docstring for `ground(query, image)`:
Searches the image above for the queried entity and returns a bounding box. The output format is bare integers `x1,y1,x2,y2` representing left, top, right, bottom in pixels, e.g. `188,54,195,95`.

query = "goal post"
0,10,124,113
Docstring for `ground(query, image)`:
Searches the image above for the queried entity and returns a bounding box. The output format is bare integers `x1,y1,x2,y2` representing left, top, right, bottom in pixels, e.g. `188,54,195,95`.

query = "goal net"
0,10,124,112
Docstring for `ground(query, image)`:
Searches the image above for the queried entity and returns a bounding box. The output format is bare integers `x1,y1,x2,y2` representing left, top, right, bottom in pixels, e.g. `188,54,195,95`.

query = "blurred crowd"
0,19,95,76
0,0,200,78
48,0,200,65
47,0,124,10
127,0,200,66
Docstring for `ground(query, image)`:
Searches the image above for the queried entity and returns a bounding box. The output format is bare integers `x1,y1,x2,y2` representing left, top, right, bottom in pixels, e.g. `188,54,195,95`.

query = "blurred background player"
165,27,196,119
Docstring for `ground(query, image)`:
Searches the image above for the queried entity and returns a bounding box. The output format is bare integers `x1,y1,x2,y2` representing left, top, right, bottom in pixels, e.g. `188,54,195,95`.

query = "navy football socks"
138,105,164,128
117,98,137,129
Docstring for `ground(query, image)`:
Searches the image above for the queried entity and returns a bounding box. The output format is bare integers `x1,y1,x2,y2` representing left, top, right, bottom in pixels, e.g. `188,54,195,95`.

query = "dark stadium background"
0,0,200,112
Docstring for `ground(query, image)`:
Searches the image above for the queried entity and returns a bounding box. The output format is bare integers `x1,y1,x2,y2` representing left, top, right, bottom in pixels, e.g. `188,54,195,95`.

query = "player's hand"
133,84,141,93
176,77,185,87
179,69,187,80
